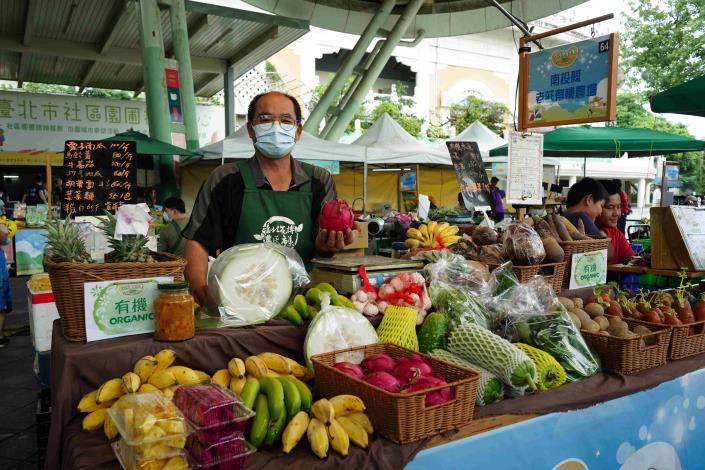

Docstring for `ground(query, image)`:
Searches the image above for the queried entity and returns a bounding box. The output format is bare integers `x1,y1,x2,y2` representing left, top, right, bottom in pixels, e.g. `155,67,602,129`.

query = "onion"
319,198,355,232
363,371,402,393
333,361,365,379
362,353,396,373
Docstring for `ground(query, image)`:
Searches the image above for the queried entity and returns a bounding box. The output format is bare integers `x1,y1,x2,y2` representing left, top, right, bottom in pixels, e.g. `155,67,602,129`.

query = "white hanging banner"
507,131,543,205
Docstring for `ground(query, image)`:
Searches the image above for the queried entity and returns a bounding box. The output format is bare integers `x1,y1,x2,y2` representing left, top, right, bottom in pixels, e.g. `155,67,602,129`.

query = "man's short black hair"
247,92,302,124
163,197,185,214
490,176,499,184
601,180,621,196
567,178,609,207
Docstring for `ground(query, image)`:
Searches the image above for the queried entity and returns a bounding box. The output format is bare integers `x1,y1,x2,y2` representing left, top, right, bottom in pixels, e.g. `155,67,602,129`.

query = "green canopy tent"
489,125,705,158
649,75,705,118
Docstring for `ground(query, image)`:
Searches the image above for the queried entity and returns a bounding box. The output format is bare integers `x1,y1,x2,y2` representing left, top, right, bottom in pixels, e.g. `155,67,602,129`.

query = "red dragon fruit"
319,198,355,232
362,353,396,373
333,361,365,380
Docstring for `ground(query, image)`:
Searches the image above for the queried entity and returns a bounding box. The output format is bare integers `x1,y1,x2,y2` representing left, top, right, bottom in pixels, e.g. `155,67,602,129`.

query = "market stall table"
47,316,705,469
607,264,705,278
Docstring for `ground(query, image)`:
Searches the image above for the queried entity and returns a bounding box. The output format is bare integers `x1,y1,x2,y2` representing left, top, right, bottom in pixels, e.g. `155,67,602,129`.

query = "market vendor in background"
183,91,356,306
22,174,48,205
597,180,635,265
158,197,189,257
489,177,505,222
564,177,608,237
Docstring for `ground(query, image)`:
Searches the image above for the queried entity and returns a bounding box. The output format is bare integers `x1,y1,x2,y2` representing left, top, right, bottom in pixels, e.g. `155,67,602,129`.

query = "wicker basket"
621,317,705,360
580,319,671,374
44,252,186,342
311,343,479,444
488,262,566,294
560,238,611,288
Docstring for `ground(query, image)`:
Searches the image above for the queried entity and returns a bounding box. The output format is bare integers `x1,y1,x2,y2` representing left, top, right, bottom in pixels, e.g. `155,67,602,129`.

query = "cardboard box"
650,207,696,270
27,284,59,352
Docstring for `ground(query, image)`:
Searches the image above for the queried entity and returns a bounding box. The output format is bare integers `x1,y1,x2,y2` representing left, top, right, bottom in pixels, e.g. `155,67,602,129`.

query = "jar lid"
158,281,189,290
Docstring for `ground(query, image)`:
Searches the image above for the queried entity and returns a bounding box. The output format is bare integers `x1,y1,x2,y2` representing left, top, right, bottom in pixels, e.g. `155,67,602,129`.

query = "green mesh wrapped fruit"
430,349,504,406
514,343,566,390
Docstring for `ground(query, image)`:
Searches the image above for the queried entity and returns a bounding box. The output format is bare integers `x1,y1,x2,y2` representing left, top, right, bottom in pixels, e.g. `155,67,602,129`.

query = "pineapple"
43,216,93,263
98,211,153,262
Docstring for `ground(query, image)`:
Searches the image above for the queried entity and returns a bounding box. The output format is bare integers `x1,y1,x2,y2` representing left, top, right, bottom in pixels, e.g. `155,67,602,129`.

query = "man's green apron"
233,160,314,263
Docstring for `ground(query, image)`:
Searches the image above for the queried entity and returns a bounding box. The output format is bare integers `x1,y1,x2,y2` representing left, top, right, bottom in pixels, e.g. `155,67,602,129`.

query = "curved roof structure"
242,0,589,38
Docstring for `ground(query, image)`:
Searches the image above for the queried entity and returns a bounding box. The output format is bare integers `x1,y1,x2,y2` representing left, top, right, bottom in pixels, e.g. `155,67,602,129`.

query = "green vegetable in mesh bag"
429,285,491,330
430,349,504,406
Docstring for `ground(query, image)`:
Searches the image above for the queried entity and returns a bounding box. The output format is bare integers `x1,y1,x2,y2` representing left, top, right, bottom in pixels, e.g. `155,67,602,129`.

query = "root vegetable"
568,312,581,329
581,319,600,333
558,297,575,311
572,298,584,310
584,303,605,318
573,309,591,326
593,316,610,331
552,214,572,242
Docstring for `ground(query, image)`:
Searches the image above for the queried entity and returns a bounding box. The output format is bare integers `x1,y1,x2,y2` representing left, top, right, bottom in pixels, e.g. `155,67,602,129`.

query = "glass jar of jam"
154,282,195,341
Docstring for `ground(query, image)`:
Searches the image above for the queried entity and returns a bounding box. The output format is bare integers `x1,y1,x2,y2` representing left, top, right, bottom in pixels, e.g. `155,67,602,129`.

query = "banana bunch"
281,395,374,458
280,283,356,325
78,349,210,439
405,221,460,249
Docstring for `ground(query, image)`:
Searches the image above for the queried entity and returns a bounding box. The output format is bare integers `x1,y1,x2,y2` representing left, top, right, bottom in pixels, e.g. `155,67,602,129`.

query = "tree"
366,83,424,137
443,94,509,136
622,0,705,94
21,82,136,100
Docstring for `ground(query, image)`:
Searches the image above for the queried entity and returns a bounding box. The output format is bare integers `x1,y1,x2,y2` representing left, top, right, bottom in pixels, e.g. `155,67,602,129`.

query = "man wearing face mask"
158,197,188,256
182,91,355,306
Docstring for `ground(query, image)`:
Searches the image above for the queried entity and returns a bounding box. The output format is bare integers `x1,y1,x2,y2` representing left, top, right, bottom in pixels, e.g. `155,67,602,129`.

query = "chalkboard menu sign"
446,141,491,209
62,140,137,217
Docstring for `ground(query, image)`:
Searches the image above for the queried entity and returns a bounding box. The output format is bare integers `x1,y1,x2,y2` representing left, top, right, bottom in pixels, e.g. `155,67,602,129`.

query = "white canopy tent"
197,125,368,163
353,113,452,165
449,120,507,158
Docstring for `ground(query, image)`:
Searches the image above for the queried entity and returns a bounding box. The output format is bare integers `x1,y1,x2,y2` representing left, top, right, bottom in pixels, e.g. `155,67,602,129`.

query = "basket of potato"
558,296,673,374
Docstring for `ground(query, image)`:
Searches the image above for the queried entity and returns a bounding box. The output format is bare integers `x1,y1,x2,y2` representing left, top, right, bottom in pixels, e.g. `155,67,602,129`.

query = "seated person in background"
597,181,635,264
564,178,608,237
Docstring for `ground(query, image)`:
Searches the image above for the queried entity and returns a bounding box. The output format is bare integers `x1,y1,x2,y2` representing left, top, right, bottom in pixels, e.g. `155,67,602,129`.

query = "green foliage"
363,82,423,137
616,93,704,193
446,94,509,135
622,0,705,94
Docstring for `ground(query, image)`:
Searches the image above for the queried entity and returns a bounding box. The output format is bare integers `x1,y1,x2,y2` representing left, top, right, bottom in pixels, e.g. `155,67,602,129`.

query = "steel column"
224,65,236,136
303,0,396,135
324,0,425,141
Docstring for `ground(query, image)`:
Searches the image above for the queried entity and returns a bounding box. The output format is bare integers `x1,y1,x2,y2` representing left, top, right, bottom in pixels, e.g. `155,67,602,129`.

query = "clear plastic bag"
207,243,309,327
422,249,492,296
503,223,545,266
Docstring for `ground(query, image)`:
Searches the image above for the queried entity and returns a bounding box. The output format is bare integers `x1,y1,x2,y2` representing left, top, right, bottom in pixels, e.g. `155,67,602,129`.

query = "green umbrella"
650,75,705,117
103,131,199,156
489,125,705,158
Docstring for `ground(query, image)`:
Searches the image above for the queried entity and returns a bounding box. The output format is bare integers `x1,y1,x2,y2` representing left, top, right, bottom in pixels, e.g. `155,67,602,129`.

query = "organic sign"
447,141,491,210
521,33,618,129
84,276,173,342
569,249,608,289
61,140,137,217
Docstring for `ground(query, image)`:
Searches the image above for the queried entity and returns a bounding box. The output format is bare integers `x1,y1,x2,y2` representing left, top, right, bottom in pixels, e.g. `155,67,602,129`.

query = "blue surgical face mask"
252,122,297,159
163,211,171,223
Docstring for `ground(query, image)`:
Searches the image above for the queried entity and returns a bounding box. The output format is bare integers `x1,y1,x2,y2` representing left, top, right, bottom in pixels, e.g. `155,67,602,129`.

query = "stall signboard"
15,229,47,275
520,33,618,129
301,159,340,175
569,249,608,289
84,276,173,342
447,141,491,210
507,131,543,205
669,206,705,270
61,140,137,217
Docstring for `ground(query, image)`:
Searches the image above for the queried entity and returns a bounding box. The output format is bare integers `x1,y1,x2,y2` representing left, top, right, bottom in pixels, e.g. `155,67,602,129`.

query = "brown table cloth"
46,320,427,470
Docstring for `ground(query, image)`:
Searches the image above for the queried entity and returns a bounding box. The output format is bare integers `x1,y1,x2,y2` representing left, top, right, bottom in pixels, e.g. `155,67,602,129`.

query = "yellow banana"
166,366,200,385
103,414,118,440
148,370,177,389
337,416,368,448
121,372,141,394
228,358,246,379
347,412,374,434
257,352,292,375
405,238,422,249
193,370,210,382
96,378,124,404
77,389,100,413
283,357,314,381
211,369,231,388
436,222,450,235
326,418,350,456
162,387,175,400
229,376,247,396
154,349,176,373
133,355,159,383
282,410,310,453
137,384,160,394
406,227,424,241
306,418,329,459
329,395,365,416
440,235,461,247
427,221,438,239
439,225,459,237
310,398,335,425
245,356,269,379
82,408,108,432
419,224,430,241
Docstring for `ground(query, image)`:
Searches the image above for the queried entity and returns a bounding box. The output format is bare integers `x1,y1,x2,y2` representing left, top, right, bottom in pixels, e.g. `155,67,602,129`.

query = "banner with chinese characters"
0,90,225,158
447,141,492,210
521,33,618,129
507,131,543,205
569,249,608,289
84,276,173,342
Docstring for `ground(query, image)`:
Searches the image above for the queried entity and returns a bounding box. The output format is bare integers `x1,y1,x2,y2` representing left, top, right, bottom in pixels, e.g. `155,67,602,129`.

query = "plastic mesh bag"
207,243,309,327
376,305,419,351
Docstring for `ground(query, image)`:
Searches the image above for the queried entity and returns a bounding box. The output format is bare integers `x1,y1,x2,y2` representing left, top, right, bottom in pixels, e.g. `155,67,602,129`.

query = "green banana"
307,305,319,319
240,377,260,411
305,288,323,309
264,410,287,446
337,296,355,309
248,394,269,448
277,376,302,419
315,283,341,306
293,295,310,320
259,377,285,421
284,306,303,326
280,375,312,411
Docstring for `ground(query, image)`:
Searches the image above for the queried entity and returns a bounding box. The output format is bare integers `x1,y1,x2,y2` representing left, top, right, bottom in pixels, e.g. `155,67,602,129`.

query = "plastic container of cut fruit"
187,433,256,469
173,383,254,444
108,391,191,447
112,438,189,470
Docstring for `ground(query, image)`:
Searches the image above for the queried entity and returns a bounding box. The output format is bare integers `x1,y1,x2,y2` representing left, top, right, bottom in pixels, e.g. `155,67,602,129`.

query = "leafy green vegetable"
430,285,491,330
